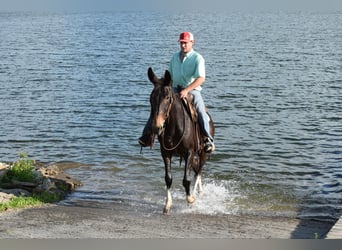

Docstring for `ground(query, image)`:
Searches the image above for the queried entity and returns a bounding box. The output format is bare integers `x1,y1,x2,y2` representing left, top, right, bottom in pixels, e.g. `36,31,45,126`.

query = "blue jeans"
189,90,213,141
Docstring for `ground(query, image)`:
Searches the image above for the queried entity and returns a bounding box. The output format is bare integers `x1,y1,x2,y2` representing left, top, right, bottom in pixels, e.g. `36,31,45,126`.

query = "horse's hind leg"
163,156,173,215
193,173,203,197
183,154,195,204
184,179,195,204
193,150,206,197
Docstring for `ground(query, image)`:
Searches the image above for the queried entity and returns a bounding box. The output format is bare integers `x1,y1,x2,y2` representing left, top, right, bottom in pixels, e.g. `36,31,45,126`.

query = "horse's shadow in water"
147,67,215,214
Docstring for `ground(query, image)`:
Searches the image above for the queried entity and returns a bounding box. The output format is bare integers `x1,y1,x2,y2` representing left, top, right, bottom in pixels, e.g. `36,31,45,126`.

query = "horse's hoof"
198,191,204,198
163,208,170,215
187,195,195,204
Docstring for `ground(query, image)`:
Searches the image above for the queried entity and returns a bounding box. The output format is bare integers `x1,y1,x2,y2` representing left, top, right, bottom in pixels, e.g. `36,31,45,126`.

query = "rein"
160,92,186,151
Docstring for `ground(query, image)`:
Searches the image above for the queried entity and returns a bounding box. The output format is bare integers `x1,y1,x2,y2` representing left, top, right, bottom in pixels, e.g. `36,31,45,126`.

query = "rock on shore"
0,162,82,204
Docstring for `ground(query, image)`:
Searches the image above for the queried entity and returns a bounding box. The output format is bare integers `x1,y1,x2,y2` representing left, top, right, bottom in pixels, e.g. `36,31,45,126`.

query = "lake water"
0,11,341,221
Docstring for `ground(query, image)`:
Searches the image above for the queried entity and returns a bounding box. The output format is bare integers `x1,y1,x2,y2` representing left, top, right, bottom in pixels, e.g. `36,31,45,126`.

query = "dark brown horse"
147,67,215,214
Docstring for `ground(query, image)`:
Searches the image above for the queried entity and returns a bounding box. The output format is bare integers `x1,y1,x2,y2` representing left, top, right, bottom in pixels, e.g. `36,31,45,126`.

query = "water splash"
172,179,242,215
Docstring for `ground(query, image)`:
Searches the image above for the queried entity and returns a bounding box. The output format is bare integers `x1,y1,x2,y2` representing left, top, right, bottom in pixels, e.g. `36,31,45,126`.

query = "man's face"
180,41,193,53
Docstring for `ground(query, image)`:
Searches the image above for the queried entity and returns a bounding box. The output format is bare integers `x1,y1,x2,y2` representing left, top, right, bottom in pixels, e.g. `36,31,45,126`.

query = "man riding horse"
139,32,215,153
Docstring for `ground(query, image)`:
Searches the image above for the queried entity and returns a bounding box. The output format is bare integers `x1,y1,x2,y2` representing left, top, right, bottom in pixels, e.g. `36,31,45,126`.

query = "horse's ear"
164,70,172,86
148,67,158,85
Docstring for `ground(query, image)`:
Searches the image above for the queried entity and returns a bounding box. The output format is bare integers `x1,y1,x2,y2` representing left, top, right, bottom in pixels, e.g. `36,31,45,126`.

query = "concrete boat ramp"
326,216,342,239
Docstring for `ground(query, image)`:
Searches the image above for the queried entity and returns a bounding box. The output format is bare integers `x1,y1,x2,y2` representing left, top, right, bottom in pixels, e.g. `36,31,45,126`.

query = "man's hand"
179,77,205,99
179,89,189,99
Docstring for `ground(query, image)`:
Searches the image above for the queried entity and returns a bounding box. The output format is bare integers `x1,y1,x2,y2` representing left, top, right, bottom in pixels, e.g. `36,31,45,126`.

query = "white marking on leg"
163,188,172,214
193,175,199,194
198,175,204,198
198,175,203,195
193,174,203,196
193,177,197,194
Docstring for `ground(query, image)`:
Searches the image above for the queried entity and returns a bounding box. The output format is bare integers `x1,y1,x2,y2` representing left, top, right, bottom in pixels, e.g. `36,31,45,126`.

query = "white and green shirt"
169,49,205,91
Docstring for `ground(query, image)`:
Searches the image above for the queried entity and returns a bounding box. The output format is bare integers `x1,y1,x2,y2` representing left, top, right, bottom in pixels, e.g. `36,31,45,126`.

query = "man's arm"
179,76,205,99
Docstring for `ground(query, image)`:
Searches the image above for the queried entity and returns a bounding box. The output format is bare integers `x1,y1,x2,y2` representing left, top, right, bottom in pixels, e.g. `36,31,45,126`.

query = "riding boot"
204,137,215,153
139,117,155,148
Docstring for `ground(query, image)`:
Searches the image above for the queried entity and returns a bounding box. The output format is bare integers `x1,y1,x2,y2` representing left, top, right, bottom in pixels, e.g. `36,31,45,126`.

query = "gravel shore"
0,200,335,239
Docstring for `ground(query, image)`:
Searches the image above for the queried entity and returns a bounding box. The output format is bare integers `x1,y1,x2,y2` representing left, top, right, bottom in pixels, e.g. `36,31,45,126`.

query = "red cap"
179,32,194,42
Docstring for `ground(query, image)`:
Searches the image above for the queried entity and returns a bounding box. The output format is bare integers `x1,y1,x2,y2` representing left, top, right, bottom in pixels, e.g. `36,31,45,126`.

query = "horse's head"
148,67,173,135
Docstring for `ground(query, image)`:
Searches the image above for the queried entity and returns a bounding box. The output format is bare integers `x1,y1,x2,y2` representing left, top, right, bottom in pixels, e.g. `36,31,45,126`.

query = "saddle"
181,94,197,122
181,94,205,153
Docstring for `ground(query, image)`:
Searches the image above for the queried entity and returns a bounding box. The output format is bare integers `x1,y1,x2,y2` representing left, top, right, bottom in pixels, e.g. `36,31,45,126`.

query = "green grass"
0,193,62,212
0,152,64,212
1,152,37,184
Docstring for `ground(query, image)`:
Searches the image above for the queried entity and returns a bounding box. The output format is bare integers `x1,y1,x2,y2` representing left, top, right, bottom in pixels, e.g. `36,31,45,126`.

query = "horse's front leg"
183,152,195,204
163,154,172,215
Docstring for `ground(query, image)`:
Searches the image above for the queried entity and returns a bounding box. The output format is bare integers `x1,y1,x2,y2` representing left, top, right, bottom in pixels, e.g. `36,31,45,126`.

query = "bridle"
157,88,186,151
